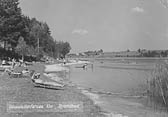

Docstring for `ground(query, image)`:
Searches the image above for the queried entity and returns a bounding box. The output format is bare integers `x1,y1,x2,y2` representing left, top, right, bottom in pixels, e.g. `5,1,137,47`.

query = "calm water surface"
69,60,154,94
67,59,168,116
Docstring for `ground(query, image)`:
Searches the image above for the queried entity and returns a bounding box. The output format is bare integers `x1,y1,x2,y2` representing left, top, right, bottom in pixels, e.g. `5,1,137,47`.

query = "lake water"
69,59,155,94
68,58,168,116
61,58,168,116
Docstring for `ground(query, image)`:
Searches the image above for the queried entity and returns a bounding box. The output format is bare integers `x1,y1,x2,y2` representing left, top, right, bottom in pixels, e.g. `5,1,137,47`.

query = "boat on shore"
30,70,65,90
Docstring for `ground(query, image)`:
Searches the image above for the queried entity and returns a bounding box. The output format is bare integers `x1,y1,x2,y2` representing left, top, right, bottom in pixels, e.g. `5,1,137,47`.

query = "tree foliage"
15,36,28,59
0,0,27,48
58,41,71,58
0,0,71,60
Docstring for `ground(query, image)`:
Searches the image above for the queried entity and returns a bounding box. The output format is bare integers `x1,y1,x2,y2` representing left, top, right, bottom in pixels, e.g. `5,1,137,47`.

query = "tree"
57,41,71,58
15,36,28,60
138,48,141,53
0,0,72,60
99,49,103,53
0,0,27,49
28,18,53,53
28,18,42,48
127,49,130,52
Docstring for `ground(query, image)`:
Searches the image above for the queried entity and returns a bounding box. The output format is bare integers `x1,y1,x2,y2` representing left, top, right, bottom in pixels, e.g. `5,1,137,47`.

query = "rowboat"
30,70,65,90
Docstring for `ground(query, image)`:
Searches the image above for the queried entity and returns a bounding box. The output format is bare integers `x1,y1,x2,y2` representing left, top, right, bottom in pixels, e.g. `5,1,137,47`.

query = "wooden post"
37,38,39,54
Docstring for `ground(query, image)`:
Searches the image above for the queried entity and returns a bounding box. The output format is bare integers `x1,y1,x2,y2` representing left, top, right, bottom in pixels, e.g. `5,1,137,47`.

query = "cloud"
160,0,168,8
132,7,144,13
72,29,88,35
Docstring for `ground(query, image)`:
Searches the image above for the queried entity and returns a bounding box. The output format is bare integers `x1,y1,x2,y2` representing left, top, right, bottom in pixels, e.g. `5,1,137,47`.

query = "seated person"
22,68,29,74
2,60,6,65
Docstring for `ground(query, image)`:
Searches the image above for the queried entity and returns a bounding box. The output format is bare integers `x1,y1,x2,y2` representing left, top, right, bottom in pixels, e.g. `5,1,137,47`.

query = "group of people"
1,58,25,69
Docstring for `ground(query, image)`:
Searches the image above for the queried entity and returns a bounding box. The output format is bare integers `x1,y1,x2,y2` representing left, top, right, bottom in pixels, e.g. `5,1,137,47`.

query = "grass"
146,63,168,111
0,63,104,117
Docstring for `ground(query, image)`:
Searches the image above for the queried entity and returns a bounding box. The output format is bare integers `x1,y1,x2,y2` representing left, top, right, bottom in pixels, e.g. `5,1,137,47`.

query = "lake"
67,58,168,116
69,58,156,94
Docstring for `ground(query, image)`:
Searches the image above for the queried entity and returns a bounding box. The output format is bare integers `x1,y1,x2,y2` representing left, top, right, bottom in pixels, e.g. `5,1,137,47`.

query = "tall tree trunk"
4,41,6,50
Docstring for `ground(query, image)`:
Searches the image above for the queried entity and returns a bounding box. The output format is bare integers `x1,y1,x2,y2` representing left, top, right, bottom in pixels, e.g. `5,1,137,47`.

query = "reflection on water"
69,60,153,94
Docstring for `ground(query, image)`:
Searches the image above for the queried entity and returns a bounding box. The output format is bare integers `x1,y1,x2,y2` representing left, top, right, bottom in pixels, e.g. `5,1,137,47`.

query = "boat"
30,70,65,90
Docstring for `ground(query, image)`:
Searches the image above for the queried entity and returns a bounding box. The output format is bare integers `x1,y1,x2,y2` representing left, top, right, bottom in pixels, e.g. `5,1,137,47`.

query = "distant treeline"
97,49,168,58
67,49,104,58
0,0,71,60
112,49,168,58
68,49,168,58
138,49,168,57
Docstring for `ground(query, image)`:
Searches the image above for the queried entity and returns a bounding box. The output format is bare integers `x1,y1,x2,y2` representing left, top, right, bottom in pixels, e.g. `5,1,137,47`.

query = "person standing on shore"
91,63,94,71
12,58,16,69
63,59,66,65
83,63,88,70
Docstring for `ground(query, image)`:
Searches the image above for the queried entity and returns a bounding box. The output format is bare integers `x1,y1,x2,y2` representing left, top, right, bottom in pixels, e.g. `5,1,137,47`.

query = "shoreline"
1,61,166,116
44,62,132,117
50,60,168,117
44,63,112,116
0,63,104,117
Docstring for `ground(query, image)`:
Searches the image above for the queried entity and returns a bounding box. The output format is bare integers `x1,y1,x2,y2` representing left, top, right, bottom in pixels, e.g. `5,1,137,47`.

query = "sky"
19,0,168,53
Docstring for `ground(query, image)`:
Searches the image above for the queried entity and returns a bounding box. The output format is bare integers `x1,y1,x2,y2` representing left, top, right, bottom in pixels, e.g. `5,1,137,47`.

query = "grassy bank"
0,63,104,117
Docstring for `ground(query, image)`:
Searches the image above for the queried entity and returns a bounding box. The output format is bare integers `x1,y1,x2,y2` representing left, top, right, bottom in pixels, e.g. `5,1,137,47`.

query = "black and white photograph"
0,0,168,116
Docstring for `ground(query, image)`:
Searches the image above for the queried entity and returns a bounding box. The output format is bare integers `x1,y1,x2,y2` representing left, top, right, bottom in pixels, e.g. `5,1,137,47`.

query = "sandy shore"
45,60,90,73
45,64,69,73
0,63,104,117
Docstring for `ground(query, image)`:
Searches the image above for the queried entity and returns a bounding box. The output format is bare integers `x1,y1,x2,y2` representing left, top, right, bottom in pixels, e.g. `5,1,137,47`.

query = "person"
62,59,66,66
22,68,29,75
83,63,88,70
2,60,6,66
91,63,94,71
19,58,23,67
63,59,66,65
12,58,16,69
